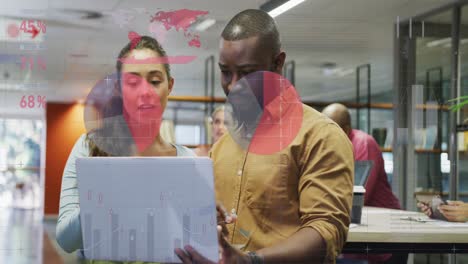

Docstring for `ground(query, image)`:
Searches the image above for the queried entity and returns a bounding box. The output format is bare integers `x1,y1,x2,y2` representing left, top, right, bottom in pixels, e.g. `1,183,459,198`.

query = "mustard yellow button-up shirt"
210,104,354,263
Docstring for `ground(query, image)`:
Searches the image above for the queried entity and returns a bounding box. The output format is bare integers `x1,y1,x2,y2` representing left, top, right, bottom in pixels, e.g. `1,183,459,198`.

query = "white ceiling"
0,0,451,115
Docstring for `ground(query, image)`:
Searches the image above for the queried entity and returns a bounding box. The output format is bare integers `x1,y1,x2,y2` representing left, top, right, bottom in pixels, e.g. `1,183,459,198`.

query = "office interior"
3,0,468,263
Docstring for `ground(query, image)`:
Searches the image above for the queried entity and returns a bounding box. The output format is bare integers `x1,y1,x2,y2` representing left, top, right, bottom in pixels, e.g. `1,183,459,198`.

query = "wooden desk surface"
347,207,468,243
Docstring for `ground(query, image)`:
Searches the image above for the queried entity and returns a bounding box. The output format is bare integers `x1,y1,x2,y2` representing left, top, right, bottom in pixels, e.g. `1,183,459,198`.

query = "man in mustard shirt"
175,9,354,264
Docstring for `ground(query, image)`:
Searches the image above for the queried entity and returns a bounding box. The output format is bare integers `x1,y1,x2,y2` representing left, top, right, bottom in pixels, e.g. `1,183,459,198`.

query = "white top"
56,134,195,253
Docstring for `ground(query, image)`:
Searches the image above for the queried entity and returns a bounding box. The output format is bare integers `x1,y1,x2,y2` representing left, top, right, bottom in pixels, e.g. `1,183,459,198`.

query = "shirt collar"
262,85,301,122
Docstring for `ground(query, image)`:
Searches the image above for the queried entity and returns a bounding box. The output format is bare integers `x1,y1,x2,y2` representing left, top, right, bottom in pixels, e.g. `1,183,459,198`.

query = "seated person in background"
323,103,403,264
175,9,354,264
322,103,401,209
195,106,227,156
56,36,194,257
419,200,468,222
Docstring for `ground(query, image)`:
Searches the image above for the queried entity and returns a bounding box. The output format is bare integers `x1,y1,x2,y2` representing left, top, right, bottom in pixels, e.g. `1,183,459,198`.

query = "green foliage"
448,96,468,112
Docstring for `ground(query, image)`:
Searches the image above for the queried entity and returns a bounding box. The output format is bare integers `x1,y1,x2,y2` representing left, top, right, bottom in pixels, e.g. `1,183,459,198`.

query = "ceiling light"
426,37,451,48
61,8,103,20
195,18,216,31
320,62,337,69
322,68,338,76
260,0,306,18
337,69,354,77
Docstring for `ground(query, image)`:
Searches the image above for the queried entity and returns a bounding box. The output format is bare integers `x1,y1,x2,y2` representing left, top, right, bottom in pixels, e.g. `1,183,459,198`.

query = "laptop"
76,157,219,263
354,160,374,186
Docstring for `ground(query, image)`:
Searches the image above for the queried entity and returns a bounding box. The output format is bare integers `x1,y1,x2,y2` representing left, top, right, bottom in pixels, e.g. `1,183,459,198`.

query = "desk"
343,207,468,254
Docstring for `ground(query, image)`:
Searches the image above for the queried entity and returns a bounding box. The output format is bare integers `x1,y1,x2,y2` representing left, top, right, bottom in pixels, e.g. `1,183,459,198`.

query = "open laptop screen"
354,160,374,186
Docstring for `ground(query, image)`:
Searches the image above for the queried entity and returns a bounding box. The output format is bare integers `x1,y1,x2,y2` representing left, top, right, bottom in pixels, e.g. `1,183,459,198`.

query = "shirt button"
237,170,242,176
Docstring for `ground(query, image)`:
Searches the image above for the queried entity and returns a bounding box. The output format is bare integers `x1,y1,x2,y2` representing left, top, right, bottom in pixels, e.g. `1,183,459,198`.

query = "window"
175,124,201,145
0,119,43,208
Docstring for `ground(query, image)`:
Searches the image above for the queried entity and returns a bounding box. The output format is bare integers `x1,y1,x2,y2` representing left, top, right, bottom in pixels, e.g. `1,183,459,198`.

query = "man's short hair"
221,9,281,55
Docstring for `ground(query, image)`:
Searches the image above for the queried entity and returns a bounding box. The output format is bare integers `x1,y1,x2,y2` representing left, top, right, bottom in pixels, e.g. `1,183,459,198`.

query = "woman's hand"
417,201,433,218
438,200,468,222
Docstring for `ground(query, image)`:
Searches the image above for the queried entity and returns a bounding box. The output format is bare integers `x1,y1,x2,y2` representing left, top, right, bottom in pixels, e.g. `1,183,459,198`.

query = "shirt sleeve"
297,123,354,262
56,134,89,253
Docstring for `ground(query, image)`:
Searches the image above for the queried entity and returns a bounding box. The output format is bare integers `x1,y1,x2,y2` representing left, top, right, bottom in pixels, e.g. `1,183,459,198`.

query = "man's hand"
438,200,468,222
216,203,237,237
175,203,243,264
417,201,433,218
175,225,250,264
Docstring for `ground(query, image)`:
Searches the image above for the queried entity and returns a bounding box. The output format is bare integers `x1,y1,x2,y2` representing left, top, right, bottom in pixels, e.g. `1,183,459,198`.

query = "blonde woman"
195,106,227,156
